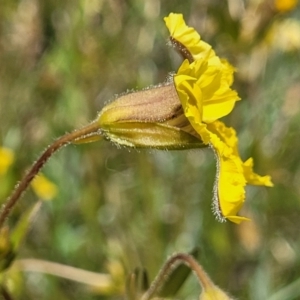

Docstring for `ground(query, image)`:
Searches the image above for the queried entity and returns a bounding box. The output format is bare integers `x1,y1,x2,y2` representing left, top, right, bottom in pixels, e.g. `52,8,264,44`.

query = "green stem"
0,121,101,229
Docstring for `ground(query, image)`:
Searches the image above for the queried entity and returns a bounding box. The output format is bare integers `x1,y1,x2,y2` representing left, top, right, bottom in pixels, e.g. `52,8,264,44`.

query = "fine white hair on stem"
210,143,226,223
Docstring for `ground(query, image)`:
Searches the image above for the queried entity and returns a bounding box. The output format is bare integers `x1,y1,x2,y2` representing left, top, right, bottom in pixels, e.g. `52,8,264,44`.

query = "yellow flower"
164,13,273,223
274,0,298,12
31,173,58,201
269,19,300,52
0,147,14,176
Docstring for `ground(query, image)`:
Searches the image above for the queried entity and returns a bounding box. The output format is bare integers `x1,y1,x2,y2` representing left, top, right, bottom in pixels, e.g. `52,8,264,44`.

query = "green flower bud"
98,83,203,150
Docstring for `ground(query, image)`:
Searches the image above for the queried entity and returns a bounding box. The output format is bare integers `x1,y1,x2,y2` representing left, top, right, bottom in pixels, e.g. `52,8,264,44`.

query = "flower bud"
199,286,233,300
98,83,204,150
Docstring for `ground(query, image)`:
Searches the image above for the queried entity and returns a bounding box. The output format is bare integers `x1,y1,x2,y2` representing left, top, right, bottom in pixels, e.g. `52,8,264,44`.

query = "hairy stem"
170,37,194,63
0,121,101,228
141,253,213,300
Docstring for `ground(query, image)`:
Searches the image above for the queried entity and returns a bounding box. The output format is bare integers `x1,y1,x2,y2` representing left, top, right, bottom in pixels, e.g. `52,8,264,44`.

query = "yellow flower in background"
164,13,273,223
0,147,14,176
274,0,298,12
269,19,300,52
31,174,58,201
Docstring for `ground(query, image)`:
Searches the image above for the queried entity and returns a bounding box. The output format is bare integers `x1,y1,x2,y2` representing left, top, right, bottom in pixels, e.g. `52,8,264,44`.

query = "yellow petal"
243,158,274,187
164,13,214,61
207,121,239,153
167,13,240,124
174,61,203,124
201,62,240,122
174,59,240,125
212,140,247,223
206,122,272,223
226,216,250,224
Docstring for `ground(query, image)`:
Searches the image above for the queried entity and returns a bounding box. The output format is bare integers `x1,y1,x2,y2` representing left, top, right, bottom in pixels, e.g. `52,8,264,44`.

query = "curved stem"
142,253,213,300
0,121,101,229
13,259,112,288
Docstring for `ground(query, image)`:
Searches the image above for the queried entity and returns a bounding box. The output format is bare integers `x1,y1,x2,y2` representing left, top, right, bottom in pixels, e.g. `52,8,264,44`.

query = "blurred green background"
1,0,300,299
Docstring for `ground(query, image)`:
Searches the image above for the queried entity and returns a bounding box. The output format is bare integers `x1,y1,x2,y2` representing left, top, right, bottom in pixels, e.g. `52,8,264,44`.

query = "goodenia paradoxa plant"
0,13,273,231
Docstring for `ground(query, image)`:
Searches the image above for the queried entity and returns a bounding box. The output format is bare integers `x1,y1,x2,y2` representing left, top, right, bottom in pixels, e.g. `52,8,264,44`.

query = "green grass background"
1,0,300,299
